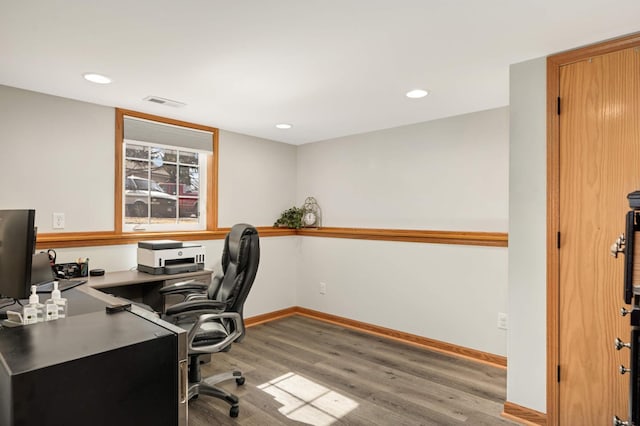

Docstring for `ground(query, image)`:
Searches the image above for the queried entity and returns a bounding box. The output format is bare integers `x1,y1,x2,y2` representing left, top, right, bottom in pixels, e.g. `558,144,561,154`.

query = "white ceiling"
1,1,639,145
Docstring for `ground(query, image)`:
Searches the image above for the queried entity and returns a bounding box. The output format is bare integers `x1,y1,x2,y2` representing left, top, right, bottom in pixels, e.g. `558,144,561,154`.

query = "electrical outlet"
52,212,65,229
319,282,327,295
497,312,508,330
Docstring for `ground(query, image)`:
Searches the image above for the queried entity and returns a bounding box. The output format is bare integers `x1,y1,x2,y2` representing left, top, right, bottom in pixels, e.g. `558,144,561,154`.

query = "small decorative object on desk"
54,258,89,278
302,197,321,228
78,258,89,277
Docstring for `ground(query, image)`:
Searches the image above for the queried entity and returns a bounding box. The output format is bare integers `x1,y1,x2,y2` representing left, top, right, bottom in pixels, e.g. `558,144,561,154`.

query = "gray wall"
2,82,543,411
218,129,297,227
297,108,510,231
296,108,510,356
0,85,300,318
0,85,115,231
508,57,547,412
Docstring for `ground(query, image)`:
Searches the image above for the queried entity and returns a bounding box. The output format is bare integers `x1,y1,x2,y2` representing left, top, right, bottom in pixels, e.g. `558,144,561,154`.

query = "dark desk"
87,269,211,312
0,286,187,426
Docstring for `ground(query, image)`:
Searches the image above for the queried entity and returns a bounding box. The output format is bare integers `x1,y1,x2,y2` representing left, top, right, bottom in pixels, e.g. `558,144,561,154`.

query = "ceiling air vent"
143,96,186,108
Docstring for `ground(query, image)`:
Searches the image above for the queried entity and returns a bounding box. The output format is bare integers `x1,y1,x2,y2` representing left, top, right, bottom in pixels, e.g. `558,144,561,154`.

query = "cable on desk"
0,298,19,310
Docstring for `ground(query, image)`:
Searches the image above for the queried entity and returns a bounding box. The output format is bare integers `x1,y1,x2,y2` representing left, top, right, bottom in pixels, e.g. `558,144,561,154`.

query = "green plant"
274,206,304,229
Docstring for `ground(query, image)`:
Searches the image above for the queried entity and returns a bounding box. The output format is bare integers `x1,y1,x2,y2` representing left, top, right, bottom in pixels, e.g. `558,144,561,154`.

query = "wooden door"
558,46,640,424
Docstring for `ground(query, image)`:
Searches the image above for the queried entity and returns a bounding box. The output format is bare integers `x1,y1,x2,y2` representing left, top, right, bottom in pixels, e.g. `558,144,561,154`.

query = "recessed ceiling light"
83,73,112,84
275,123,292,129
406,89,429,99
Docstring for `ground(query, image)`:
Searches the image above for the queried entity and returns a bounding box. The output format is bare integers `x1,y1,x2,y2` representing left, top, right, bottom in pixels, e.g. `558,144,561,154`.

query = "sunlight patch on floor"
258,372,358,425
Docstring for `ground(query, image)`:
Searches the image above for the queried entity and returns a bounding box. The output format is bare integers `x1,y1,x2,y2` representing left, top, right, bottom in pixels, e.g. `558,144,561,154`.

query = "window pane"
179,166,199,189
149,195,177,222
152,163,176,191
124,174,149,223
125,177,135,190
148,175,176,222
125,160,149,223
163,148,177,163
126,144,148,160
125,159,148,178
179,151,198,165
178,165,199,220
125,158,175,223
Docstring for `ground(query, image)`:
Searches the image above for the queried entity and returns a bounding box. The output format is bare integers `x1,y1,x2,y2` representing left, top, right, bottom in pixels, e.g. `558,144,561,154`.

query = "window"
116,109,218,233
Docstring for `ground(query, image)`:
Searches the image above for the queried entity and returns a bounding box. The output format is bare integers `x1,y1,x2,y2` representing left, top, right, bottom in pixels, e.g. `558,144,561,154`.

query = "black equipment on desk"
30,253,86,293
54,261,89,279
0,209,37,300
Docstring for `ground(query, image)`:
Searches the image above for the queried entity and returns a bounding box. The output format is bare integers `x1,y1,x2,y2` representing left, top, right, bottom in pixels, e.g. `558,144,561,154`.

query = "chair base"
188,370,244,417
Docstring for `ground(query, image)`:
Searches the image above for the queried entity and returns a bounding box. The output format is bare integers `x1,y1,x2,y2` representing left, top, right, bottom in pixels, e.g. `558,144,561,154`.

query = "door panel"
559,47,640,424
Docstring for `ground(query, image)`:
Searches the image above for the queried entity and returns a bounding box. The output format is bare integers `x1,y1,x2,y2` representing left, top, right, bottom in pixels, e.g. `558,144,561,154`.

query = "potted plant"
274,206,304,229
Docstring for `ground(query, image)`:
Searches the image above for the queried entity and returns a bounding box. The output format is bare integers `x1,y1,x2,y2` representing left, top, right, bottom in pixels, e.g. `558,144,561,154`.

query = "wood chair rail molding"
298,227,507,247
36,227,296,249
37,227,507,249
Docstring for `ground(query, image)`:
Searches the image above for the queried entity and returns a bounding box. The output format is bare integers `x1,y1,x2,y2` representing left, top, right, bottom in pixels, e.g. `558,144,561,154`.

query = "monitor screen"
0,209,36,299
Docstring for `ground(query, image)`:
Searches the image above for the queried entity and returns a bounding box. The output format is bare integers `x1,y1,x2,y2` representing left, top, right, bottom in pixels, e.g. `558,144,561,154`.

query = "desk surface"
86,269,211,289
0,285,187,426
0,284,125,318
0,286,177,375
0,305,174,375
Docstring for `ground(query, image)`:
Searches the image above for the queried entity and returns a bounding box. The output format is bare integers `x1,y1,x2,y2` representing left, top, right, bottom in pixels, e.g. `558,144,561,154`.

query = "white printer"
137,240,206,275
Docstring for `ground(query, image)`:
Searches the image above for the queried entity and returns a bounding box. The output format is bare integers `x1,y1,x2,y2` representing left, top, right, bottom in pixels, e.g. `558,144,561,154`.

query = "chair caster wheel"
236,377,246,385
230,406,239,417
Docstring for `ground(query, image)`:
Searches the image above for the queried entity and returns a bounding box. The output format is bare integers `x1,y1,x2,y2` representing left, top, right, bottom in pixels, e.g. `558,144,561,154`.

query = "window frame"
115,108,218,235
122,139,208,232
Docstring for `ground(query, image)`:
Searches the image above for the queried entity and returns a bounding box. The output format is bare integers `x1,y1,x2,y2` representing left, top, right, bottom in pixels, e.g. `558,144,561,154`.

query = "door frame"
546,32,640,425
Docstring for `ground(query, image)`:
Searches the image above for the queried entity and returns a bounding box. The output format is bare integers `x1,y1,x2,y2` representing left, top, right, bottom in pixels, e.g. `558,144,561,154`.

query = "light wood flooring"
188,315,517,425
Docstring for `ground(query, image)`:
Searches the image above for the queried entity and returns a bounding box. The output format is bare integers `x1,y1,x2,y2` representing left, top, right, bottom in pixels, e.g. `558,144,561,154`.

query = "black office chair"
159,224,260,418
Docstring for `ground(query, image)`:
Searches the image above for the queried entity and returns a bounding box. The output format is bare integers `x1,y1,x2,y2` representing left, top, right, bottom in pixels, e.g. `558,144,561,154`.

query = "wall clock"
302,197,321,228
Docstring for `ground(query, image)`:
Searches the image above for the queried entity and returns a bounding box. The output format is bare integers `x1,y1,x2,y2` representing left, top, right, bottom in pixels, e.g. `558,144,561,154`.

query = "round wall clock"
302,197,321,228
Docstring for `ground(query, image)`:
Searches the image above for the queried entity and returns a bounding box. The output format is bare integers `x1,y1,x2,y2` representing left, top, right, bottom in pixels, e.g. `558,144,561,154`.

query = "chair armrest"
165,299,226,317
165,302,244,354
159,279,209,296
187,312,244,354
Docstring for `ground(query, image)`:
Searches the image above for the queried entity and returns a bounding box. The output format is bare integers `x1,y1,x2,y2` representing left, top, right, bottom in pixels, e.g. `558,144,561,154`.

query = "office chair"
159,224,260,418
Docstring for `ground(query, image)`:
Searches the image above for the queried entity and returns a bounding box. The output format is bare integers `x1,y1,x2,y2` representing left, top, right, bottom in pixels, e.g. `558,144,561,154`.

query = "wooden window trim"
114,108,219,233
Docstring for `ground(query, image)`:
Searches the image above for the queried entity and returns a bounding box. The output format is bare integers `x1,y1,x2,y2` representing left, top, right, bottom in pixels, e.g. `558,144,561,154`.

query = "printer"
137,240,206,275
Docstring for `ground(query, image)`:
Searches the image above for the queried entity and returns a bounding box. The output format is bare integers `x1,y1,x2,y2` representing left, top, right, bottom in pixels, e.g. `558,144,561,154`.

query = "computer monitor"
0,209,36,300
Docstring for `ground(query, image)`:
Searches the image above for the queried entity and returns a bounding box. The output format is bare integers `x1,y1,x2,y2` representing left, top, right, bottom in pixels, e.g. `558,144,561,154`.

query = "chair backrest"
209,224,260,338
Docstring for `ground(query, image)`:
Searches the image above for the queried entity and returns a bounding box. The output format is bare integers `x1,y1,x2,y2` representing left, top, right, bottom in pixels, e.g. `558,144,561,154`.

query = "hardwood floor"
188,315,517,425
